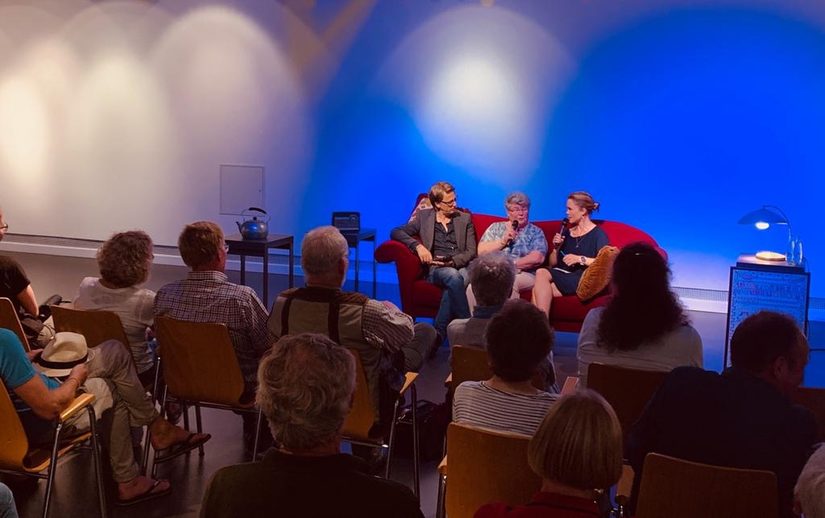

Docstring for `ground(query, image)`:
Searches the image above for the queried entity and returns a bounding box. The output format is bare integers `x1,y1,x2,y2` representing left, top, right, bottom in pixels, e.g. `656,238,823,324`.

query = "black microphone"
506,220,520,248
554,218,569,249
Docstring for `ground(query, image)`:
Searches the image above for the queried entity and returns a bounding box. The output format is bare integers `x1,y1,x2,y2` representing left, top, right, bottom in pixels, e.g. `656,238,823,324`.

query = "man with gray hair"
201,333,423,518
268,226,436,432
469,191,548,310
448,252,515,348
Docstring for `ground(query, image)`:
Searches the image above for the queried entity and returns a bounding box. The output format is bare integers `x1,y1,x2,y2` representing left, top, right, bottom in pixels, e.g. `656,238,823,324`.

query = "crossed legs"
532,268,562,317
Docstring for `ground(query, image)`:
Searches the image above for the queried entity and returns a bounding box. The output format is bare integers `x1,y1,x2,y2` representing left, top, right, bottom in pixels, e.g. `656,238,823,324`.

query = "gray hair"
256,333,356,451
301,226,348,277
470,252,516,307
505,191,530,209
796,445,825,518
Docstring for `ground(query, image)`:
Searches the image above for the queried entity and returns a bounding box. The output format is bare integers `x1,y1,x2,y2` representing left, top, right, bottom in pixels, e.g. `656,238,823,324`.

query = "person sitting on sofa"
453,299,558,436
391,181,477,342
576,242,703,386
448,252,515,349
74,230,157,387
532,191,608,318
475,390,623,517
470,192,547,310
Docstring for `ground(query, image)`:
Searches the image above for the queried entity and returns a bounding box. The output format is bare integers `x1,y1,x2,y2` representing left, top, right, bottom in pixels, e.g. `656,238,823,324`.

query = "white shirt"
577,306,703,387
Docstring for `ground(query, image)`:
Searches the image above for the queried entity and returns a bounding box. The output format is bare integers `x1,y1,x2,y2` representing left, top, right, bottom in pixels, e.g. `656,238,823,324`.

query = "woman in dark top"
475,390,623,518
532,192,608,317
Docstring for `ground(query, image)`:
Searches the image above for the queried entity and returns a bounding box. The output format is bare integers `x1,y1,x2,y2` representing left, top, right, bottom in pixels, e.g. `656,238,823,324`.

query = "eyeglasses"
506,206,529,214
440,198,458,206
222,243,229,252
0,224,7,231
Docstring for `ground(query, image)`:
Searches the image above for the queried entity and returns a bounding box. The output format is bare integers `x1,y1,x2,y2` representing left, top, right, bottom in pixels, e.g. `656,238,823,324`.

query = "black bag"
393,400,450,461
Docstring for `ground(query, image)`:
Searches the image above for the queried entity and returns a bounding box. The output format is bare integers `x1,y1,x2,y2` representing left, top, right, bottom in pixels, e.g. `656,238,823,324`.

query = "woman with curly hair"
576,242,703,386
75,230,156,384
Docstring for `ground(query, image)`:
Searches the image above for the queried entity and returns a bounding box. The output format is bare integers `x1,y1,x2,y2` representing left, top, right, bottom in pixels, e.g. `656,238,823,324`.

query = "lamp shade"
738,206,789,228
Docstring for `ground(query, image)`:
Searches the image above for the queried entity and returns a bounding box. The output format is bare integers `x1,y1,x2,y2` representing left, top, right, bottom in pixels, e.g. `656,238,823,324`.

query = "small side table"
225,233,294,307
341,229,377,297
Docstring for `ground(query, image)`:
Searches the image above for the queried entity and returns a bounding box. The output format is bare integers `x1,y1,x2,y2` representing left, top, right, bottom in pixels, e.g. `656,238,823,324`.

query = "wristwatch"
579,256,587,265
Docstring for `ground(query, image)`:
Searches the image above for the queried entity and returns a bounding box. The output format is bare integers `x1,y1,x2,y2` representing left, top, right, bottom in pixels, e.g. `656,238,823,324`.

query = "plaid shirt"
154,271,270,384
480,221,548,270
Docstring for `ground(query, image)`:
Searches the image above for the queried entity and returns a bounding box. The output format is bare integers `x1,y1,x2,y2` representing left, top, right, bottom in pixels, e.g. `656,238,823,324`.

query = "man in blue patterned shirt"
469,192,548,309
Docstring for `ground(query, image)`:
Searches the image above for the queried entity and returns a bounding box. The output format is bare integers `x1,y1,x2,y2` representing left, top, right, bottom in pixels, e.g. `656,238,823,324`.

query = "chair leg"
436,472,447,518
252,409,262,460
195,404,205,456
182,403,190,431
87,406,107,518
150,385,170,478
151,356,162,405
384,396,402,479
410,384,420,499
42,422,64,518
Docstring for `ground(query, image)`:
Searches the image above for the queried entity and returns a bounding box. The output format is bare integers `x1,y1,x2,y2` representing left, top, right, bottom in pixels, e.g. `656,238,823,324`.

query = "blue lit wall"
2,1,824,299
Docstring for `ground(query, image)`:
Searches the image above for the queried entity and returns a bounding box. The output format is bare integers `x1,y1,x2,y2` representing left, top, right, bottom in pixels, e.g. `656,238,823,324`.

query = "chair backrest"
340,348,377,440
792,386,825,442
451,345,492,390
51,305,130,348
0,297,29,351
0,378,31,470
445,422,540,518
586,363,668,441
155,316,246,406
635,453,778,518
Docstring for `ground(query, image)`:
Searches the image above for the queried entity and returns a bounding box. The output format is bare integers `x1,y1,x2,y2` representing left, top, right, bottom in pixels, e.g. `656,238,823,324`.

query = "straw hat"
34,332,90,377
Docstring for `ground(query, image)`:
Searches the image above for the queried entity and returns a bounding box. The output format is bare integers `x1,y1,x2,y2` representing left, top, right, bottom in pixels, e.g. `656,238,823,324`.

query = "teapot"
236,207,270,240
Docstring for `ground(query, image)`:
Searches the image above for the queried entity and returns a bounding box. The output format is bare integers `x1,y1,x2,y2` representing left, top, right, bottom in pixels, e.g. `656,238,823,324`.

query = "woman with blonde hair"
532,192,608,317
475,390,623,517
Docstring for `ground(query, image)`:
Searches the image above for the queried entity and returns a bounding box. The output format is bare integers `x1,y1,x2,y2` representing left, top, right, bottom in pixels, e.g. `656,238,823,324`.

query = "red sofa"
375,214,665,333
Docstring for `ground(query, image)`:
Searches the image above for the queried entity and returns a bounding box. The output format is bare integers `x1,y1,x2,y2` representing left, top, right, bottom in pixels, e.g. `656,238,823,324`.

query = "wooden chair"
792,386,825,442
450,344,548,393
0,379,106,518
50,305,130,348
634,453,778,518
586,363,668,442
340,349,421,498
0,296,30,351
143,316,263,476
436,422,540,518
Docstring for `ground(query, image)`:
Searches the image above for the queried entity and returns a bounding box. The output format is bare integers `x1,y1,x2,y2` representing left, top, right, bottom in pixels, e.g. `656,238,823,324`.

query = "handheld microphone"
554,218,569,249
506,220,520,248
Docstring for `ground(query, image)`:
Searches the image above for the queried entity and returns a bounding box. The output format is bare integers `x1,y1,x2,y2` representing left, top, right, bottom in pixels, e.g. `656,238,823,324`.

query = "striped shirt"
453,381,559,436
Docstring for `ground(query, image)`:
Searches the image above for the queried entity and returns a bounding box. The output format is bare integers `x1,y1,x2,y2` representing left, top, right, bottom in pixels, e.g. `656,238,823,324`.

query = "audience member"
532,192,608,317
0,329,209,505
201,333,423,518
453,299,558,436
627,311,817,518
796,445,825,518
0,483,16,518
475,390,623,517
470,192,547,310
154,221,270,449
448,252,515,348
75,230,156,385
576,242,703,386
0,207,39,317
391,181,477,341
269,226,435,430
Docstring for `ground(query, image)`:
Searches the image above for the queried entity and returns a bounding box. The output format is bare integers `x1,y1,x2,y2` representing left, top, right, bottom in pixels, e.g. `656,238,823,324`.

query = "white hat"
34,332,89,377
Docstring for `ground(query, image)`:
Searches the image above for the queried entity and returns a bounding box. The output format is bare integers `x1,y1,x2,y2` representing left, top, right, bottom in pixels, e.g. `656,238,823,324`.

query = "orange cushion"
577,246,619,301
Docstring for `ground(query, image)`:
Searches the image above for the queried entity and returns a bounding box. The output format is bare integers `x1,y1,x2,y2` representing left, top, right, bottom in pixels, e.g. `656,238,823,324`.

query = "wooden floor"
2,251,823,517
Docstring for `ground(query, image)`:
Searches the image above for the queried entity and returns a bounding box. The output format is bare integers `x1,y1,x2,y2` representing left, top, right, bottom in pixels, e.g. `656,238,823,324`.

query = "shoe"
154,432,211,463
116,480,172,506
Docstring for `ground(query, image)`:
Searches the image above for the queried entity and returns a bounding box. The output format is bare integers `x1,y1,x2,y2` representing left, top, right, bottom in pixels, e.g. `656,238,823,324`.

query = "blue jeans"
0,483,17,518
428,266,470,336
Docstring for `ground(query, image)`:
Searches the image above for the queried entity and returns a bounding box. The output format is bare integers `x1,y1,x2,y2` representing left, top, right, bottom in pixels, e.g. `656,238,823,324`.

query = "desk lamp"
737,205,792,262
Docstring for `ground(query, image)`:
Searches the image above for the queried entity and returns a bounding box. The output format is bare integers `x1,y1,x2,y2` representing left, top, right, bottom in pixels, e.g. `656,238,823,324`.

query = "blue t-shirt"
0,328,60,441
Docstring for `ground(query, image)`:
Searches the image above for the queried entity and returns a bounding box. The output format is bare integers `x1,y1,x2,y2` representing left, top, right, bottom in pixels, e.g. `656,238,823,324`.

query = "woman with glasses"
532,192,608,318
470,192,548,310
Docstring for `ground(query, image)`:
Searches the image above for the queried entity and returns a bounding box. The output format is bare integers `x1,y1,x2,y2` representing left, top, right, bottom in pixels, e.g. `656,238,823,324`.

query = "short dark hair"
485,299,553,382
730,311,805,372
